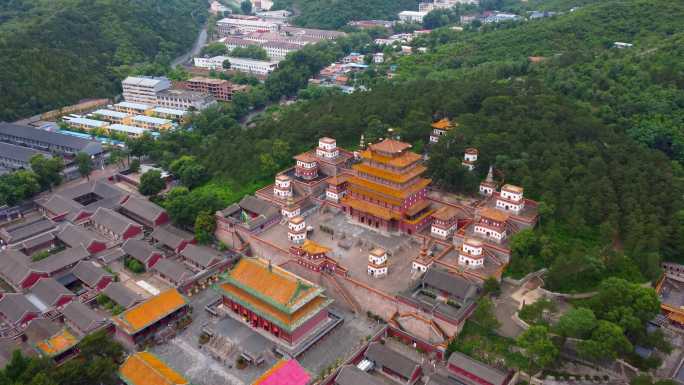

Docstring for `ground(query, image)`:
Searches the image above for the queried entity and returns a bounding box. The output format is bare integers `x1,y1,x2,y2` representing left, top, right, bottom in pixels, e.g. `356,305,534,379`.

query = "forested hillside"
130,0,684,292
0,0,208,121
271,0,419,29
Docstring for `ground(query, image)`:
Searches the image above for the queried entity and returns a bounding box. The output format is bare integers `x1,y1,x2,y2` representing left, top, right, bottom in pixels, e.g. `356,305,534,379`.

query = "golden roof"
479,207,510,223
361,149,422,168
347,175,431,201
219,282,328,329
227,258,318,308
502,184,523,193
341,196,400,221
432,206,460,221
113,289,188,334
370,248,386,257
431,118,455,130
302,240,331,255
405,199,431,217
352,163,426,184
119,352,188,385
36,329,78,356
369,139,411,154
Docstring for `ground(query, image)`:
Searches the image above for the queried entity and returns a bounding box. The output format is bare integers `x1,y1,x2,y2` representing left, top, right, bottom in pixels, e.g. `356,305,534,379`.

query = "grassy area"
192,178,268,205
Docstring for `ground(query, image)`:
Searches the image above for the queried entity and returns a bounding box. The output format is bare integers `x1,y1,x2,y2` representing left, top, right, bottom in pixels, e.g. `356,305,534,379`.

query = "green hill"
0,0,208,121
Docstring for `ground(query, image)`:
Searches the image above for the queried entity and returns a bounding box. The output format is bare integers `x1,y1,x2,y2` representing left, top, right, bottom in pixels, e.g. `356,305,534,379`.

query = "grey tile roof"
239,195,279,217
447,351,510,385
71,261,112,288
425,374,456,385
335,366,385,385
37,194,86,220
0,218,56,244
0,294,40,324
422,268,479,303
122,239,159,264
0,249,31,287
0,122,103,155
19,232,56,250
61,301,108,334
101,282,142,308
95,247,125,264
152,258,193,284
365,342,420,380
119,196,166,223
23,318,61,343
151,225,193,250
91,207,140,236
31,245,90,274
57,223,107,249
28,277,74,307
179,244,221,269
0,142,51,164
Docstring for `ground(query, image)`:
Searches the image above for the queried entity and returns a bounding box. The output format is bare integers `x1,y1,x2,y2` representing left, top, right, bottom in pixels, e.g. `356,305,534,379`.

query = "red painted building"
217,257,333,347
341,139,433,234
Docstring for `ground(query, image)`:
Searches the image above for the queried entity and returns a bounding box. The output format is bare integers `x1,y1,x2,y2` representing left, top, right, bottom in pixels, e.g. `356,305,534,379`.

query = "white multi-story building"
222,37,301,60
315,137,339,159
462,148,478,171
398,11,428,23
273,174,293,199
458,238,484,268
288,216,307,244
122,76,171,105
193,56,279,76
368,248,388,277
496,184,525,213
217,17,279,35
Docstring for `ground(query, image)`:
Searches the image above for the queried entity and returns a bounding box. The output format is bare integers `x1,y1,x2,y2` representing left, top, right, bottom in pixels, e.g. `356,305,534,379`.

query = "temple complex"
216,257,338,356
341,139,433,234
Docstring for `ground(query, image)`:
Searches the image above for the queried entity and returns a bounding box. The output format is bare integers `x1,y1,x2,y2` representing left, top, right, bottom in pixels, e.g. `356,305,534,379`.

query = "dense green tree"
516,325,559,371
0,171,41,205
163,186,227,227
170,156,209,189
29,155,64,191
195,211,217,244
577,320,632,361
482,277,501,297
471,297,500,331
138,170,165,196
75,152,94,180
587,278,660,337
0,0,207,121
230,46,269,60
202,42,229,57
555,307,597,339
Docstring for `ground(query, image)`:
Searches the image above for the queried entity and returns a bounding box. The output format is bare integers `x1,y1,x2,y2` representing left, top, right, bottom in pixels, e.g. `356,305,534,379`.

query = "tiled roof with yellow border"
341,196,400,221
221,258,325,315
369,139,412,154
119,351,188,385
302,240,331,255
112,288,188,335
346,175,431,202
353,163,426,184
361,149,422,168
35,329,78,357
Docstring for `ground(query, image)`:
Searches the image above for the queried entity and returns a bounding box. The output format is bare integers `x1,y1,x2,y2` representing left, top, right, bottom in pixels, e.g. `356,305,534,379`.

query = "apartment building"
398,11,428,23
194,56,279,76
180,77,246,102
223,37,302,60
90,109,131,125
130,115,173,131
121,76,171,105
280,26,346,40
217,17,279,35
155,89,217,111
113,102,154,116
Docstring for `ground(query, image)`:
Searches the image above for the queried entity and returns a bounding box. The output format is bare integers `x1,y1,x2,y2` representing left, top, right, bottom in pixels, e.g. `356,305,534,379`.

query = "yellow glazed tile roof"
113,289,188,334
119,352,188,385
302,240,331,255
361,149,422,168
36,329,78,356
352,163,426,184
228,258,318,307
431,118,456,130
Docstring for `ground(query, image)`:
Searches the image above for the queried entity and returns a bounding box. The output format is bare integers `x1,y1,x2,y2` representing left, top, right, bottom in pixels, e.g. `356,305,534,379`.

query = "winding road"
172,25,208,67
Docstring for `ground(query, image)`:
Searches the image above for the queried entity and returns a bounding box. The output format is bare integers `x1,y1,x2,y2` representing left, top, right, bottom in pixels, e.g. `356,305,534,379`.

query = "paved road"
172,24,208,67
